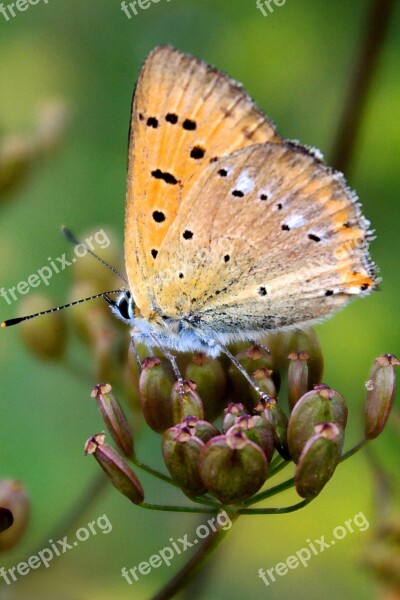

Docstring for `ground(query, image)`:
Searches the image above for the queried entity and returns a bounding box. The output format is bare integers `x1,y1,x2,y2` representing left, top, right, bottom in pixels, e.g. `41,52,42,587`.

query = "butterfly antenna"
61,226,129,286
1,290,121,328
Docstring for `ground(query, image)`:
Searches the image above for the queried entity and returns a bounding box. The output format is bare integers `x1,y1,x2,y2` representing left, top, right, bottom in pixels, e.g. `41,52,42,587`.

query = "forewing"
124,46,280,316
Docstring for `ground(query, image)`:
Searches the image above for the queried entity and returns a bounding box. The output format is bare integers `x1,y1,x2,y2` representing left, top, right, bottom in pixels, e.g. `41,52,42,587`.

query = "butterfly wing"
152,142,377,339
125,46,280,317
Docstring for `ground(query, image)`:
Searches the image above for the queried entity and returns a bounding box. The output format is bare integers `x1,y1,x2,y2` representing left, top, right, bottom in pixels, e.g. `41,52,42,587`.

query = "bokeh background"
0,0,399,598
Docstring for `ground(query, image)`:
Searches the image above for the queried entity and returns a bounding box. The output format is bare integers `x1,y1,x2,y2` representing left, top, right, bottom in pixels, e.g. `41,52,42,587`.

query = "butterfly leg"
218,343,273,403
149,332,184,388
130,336,142,370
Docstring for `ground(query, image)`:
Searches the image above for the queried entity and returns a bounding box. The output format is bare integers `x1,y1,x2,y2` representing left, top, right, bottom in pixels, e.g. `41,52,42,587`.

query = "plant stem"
132,456,181,489
330,0,396,174
140,503,220,515
243,476,295,506
340,439,368,462
238,499,311,515
150,512,238,600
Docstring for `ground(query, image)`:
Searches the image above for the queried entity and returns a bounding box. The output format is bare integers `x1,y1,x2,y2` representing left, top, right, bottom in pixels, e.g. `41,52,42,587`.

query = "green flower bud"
85,434,144,505
295,422,344,499
198,430,268,504
228,345,279,409
18,294,68,360
139,357,175,433
255,399,290,459
184,353,227,422
265,328,323,386
171,380,204,424
365,354,400,440
228,414,275,463
180,416,219,443
0,480,30,552
91,383,134,459
248,368,277,409
162,425,207,496
287,351,310,411
287,384,348,463
222,403,246,433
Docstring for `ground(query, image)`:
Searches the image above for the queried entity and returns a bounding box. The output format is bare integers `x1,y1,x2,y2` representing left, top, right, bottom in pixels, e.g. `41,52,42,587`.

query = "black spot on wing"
152,210,166,223
183,119,197,130
190,146,205,159
151,169,178,185
147,117,158,128
165,113,178,124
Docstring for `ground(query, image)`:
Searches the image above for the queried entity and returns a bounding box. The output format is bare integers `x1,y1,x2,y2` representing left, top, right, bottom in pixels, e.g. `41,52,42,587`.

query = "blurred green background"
1,0,399,598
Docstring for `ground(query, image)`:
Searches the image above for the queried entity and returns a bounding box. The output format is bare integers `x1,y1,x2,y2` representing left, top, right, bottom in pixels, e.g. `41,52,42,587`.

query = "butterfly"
107,45,377,361
2,46,378,370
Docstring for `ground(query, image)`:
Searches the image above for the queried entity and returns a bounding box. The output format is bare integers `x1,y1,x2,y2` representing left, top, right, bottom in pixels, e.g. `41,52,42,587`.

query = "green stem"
140,502,220,515
238,498,311,515
150,512,239,600
188,496,220,508
267,459,291,479
340,438,368,462
132,457,181,489
243,476,295,506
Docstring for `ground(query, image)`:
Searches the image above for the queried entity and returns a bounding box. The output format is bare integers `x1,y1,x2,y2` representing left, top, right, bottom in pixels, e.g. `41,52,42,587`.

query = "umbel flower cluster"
85,339,398,514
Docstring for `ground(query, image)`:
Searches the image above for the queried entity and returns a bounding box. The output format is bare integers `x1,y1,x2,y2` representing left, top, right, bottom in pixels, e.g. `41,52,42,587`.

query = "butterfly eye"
116,292,134,322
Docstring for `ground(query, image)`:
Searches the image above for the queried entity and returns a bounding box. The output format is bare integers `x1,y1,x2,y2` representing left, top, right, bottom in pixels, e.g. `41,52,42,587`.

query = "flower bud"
255,399,290,459
287,385,348,463
162,426,206,496
0,508,13,534
228,414,275,463
365,354,399,440
179,416,219,443
85,434,144,504
295,422,344,499
91,383,134,458
228,345,279,409
248,368,277,409
286,328,324,387
222,403,246,433
287,351,310,411
171,380,204,424
265,328,323,385
0,480,30,552
198,430,268,504
18,294,68,360
184,353,227,422
139,357,175,433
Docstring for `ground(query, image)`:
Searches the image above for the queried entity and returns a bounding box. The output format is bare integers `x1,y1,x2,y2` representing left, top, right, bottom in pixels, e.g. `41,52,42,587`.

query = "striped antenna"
61,226,129,286
1,290,121,328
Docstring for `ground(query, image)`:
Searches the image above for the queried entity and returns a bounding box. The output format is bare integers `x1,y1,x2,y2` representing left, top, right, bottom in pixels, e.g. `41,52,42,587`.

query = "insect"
3,46,378,382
